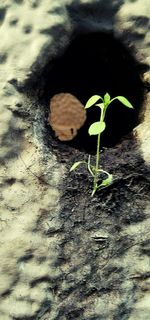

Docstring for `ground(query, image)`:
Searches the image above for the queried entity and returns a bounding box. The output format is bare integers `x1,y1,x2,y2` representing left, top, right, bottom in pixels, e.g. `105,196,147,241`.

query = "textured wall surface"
0,0,150,319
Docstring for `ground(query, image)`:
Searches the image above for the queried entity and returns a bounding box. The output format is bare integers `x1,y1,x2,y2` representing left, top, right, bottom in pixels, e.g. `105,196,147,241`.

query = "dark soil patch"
46,137,150,319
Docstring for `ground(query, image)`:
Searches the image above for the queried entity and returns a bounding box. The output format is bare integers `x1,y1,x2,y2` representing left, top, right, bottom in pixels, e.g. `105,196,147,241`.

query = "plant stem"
93,132,101,191
93,109,103,195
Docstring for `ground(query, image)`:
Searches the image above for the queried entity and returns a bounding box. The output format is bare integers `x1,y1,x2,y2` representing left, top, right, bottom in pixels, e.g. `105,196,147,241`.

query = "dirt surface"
0,0,150,319
36,116,150,319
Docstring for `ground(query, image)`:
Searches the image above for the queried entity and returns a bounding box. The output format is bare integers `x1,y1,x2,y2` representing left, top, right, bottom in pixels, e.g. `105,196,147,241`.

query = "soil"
40,131,150,319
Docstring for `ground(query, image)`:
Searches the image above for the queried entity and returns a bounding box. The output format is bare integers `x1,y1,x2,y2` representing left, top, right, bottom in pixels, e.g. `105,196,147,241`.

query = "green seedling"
70,93,133,196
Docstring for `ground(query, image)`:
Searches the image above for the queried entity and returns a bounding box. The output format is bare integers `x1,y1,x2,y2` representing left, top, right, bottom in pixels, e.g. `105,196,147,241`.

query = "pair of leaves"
85,93,111,109
85,94,133,109
86,94,133,136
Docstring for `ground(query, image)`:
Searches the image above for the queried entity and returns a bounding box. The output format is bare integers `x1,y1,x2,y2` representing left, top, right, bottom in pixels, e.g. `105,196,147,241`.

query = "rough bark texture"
0,0,150,319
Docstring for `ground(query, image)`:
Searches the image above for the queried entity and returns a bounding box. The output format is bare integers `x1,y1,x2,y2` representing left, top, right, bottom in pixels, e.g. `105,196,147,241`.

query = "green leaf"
116,96,133,108
104,93,110,104
88,121,106,135
85,95,103,109
97,173,113,189
95,103,104,110
70,161,83,172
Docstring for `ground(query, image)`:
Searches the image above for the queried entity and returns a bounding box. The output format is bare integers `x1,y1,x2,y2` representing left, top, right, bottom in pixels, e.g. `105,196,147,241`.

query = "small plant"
70,93,133,196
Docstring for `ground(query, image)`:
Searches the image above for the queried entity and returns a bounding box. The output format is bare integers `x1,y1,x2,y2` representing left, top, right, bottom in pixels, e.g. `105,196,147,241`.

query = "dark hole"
40,32,144,154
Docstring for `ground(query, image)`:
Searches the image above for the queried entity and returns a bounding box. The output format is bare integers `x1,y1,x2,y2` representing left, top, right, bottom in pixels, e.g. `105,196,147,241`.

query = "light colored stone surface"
0,136,64,318
0,0,150,319
134,92,150,163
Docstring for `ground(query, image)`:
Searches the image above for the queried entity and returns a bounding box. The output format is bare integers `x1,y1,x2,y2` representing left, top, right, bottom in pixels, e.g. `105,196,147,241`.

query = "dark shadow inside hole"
40,32,144,154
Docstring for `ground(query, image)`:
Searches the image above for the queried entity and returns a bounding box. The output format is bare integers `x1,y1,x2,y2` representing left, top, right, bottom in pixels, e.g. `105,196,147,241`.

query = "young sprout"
70,93,133,196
